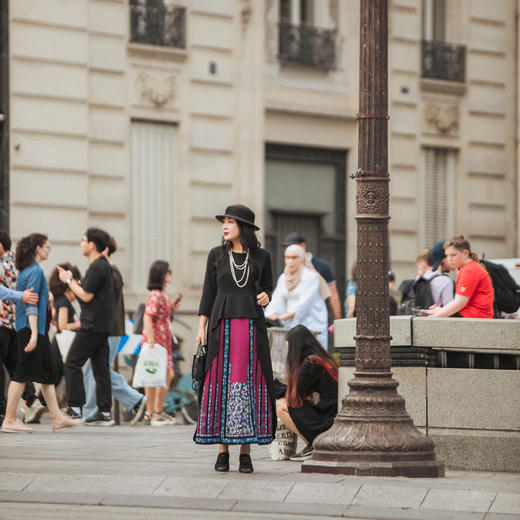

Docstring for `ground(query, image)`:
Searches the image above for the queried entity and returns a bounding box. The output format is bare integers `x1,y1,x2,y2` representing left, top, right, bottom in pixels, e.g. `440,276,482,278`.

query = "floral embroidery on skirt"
194,319,273,445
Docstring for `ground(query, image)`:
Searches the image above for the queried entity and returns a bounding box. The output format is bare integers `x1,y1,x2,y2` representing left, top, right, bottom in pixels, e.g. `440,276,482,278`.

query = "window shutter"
130,122,176,292
422,147,453,248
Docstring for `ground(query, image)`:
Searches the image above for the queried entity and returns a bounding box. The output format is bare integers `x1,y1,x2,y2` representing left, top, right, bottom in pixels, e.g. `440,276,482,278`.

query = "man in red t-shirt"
425,236,494,318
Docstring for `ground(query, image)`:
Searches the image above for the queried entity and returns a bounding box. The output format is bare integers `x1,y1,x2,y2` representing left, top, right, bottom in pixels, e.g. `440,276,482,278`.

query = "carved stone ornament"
424,102,459,134
136,72,176,107
241,0,252,30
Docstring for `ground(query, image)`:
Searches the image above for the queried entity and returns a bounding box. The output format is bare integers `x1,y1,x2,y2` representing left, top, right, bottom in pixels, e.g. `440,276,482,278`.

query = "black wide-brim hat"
215,204,259,230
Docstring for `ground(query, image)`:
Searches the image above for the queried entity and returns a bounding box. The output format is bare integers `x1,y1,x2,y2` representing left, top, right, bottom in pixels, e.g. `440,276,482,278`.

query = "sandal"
159,410,176,425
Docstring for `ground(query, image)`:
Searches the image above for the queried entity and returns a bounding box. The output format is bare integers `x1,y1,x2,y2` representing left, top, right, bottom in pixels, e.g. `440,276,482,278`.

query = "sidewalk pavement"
0,421,519,520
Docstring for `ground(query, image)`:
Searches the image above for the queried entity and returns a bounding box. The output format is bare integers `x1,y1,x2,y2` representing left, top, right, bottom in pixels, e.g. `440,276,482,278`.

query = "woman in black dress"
194,204,276,473
24,263,81,421
1,234,79,433
276,325,338,460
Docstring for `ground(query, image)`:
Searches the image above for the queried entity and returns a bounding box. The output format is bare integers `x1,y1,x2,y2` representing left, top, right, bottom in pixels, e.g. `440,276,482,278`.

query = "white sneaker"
23,399,46,424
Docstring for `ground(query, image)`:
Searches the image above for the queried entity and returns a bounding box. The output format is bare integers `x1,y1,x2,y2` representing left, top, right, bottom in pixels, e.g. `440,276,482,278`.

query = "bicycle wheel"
180,395,199,424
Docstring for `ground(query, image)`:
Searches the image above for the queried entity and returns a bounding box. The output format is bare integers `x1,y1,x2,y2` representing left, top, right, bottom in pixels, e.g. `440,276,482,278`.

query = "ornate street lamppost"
302,0,444,477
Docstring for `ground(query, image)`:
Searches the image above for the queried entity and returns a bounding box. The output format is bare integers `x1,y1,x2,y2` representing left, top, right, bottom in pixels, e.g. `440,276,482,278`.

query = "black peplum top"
198,246,273,331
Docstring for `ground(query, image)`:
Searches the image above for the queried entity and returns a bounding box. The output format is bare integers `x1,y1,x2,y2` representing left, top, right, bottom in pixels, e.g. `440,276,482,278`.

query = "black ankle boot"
239,453,253,473
215,451,229,472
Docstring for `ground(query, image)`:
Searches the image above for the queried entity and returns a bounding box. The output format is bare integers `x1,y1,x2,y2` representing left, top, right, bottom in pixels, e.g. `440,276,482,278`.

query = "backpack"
480,259,520,315
398,273,442,315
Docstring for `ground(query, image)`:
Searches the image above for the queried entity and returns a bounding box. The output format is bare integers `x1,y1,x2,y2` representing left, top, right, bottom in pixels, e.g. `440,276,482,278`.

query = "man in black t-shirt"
58,227,115,424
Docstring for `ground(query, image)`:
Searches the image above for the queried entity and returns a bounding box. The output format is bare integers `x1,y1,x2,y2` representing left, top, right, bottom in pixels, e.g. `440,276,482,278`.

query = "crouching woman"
276,325,338,460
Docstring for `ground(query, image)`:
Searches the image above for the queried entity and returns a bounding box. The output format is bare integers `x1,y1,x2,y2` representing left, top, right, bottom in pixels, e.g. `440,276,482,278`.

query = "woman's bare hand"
196,327,206,346
257,292,269,307
25,334,37,353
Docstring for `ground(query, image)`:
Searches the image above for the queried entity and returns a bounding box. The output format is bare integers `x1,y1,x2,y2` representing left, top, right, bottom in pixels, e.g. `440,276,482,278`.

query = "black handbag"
191,343,207,390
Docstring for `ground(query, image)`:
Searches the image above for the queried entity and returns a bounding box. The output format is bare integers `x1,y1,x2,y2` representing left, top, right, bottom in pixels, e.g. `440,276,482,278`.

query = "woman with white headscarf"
265,245,328,349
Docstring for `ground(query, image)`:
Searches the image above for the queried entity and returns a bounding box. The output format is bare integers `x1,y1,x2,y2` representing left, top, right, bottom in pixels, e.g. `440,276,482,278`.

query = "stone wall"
336,317,520,471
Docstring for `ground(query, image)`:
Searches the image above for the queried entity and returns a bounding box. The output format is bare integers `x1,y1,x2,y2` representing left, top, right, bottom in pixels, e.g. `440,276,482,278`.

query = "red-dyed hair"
285,325,338,408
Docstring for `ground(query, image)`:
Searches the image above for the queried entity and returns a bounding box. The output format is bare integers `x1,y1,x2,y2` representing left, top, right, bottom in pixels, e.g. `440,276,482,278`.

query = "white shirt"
265,266,329,349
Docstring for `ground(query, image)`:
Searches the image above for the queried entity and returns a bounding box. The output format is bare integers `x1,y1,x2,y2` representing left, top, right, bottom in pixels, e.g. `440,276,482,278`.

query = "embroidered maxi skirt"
194,318,274,445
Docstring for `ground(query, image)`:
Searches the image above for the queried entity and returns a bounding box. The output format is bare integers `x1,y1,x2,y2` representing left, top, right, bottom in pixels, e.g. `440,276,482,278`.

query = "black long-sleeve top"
199,246,273,331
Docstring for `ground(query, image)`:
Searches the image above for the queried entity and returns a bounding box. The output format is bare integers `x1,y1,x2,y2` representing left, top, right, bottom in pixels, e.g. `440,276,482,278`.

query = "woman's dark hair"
285,325,338,408
147,260,171,291
218,219,261,280
49,263,81,298
15,233,48,271
85,227,110,253
0,230,11,252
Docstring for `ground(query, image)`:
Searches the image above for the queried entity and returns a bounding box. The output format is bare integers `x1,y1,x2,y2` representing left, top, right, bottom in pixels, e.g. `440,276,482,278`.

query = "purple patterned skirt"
194,318,274,445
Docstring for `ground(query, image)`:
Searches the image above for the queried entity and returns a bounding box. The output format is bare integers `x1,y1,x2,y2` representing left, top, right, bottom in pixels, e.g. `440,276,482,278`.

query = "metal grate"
278,22,337,71
421,39,465,83
130,0,186,49
130,122,177,292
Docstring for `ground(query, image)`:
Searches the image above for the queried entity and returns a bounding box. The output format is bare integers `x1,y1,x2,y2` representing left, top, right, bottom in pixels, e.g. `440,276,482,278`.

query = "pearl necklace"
229,249,249,288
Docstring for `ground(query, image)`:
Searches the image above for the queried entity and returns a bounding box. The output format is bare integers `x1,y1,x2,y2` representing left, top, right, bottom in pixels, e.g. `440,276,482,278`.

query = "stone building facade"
1,0,518,339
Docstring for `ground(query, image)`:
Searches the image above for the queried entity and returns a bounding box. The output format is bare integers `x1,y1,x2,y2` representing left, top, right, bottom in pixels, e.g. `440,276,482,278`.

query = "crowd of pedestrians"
0,203,513,481
0,227,176,433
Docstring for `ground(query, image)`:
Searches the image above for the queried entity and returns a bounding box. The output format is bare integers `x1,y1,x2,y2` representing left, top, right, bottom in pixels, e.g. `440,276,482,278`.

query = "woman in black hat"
194,204,276,473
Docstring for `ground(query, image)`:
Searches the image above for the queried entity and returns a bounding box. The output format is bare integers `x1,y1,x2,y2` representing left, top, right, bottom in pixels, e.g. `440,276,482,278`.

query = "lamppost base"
302,455,445,478
302,450,444,478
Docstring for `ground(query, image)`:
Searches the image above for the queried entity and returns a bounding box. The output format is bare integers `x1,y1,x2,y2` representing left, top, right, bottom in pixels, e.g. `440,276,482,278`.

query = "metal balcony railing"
421,39,466,83
278,22,337,71
130,0,186,49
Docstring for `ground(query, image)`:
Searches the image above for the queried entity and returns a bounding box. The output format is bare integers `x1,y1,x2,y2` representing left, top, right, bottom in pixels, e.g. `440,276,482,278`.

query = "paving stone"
422,489,496,512
102,493,236,511
88,475,165,495
0,472,35,491
352,484,428,508
233,499,346,517
24,473,99,493
219,479,294,501
490,493,520,514
344,505,485,520
485,514,520,520
285,481,360,505
0,490,104,505
154,476,228,498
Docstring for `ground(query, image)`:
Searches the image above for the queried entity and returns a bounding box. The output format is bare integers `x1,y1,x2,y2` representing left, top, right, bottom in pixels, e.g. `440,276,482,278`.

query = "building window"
131,121,177,292
265,144,347,294
421,0,465,82
280,0,315,25
129,0,186,49
420,147,456,249
278,0,336,71
422,0,446,42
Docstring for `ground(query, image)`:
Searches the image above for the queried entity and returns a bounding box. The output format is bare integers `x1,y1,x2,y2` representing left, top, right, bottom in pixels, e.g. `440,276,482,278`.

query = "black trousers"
0,326,36,414
64,328,112,412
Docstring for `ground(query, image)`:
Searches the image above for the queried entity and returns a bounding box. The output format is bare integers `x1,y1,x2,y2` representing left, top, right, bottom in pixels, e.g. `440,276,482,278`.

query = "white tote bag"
55,330,76,361
132,342,167,388
269,420,298,461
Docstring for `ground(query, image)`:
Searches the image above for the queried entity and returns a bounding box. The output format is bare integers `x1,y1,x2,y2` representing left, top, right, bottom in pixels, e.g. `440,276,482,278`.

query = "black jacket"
199,246,273,330
197,245,277,440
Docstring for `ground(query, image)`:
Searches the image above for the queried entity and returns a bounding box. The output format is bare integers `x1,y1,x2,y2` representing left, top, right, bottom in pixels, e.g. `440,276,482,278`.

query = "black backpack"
480,259,520,315
398,274,442,315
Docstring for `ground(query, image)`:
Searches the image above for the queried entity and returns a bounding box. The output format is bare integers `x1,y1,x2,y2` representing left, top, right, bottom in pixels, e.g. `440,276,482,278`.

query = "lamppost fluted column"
302,0,445,478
